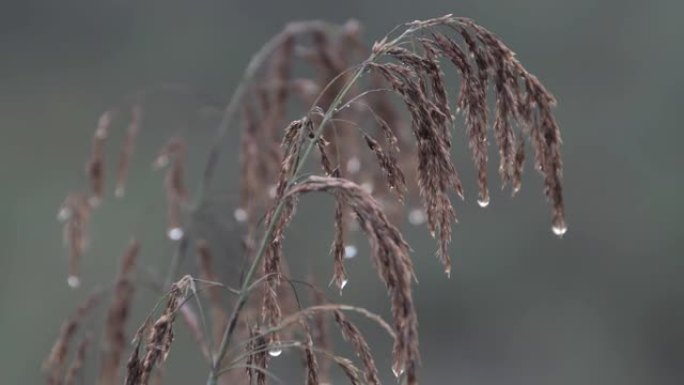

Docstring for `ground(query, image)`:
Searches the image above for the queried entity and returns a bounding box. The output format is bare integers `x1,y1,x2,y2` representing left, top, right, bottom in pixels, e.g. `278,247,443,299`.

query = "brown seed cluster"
125,277,189,385
334,310,381,385
44,290,102,385
245,326,269,385
58,192,92,288
53,14,566,385
156,138,188,240
115,106,143,198
63,333,92,385
286,176,418,384
98,239,140,385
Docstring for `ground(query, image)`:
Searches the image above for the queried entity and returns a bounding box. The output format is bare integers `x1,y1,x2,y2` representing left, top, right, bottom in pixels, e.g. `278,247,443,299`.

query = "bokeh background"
2,0,683,384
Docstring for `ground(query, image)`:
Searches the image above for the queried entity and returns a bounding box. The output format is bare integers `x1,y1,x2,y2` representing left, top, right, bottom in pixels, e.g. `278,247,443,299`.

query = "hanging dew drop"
268,348,283,357
153,156,169,169
340,279,348,290
233,208,248,223
344,245,357,259
408,208,426,226
552,223,568,237
167,227,184,241
392,365,405,378
477,196,490,208
57,208,71,222
67,275,81,289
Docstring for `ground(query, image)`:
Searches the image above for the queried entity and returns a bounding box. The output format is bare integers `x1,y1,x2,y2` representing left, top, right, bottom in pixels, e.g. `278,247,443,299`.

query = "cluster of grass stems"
46,13,566,385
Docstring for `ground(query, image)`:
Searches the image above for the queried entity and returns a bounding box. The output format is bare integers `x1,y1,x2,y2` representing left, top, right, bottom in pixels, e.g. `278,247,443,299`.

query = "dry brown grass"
48,13,566,385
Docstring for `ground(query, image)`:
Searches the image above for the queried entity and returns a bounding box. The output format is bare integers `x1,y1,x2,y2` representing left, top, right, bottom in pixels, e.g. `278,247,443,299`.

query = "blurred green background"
1,0,683,384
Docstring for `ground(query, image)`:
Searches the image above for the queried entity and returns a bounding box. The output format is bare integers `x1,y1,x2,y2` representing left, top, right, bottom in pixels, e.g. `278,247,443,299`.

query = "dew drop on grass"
167,227,184,241
268,348,283,357
344,245,357,259
234,208,248,223
67,275,81,289
477,196,490,208
57,208,71,222
392,365,405,378
552,222,568,237
408,208,426,225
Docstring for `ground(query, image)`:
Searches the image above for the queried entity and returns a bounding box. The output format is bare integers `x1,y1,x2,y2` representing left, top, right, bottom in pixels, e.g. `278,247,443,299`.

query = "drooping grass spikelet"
362,133,406,200
86,111,113,207
334,356,362,385
286,176,418,384
369,61,460,275
300,322,320,385
44,289,102,385
333,310,381,385
125,277,189,385
98,239,140,385
330,186,348,292
58,192,92,288
64,333,92,385
155,138,187,241
115,105,142,198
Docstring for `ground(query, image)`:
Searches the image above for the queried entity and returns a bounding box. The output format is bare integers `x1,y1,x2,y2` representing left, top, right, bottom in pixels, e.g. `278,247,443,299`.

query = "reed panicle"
53,13,566,385
99,239,140,385
115,105,142,198
124,277,191,385
58,192,92,288
333,310,381,385
64,333,92,385
44,289,102,385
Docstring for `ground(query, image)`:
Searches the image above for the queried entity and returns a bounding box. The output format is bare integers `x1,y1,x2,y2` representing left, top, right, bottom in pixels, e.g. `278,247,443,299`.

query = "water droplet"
552,222,567,237
444,266,451,279
234,208,248,223
477,196,490,208
408,208,426,226
167,227,184,241
344,245,357,259
268,348,283,357
340,279,348,290
57,208,71,222
346,157,361,174
361,182,374,194
392,365,405,378
153,156,169,169
67,275,81,289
